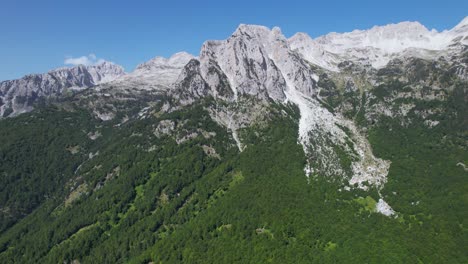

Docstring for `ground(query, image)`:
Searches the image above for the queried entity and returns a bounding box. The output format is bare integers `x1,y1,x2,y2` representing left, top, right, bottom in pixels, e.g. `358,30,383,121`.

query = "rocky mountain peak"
232,24,271,38
195,24,319,102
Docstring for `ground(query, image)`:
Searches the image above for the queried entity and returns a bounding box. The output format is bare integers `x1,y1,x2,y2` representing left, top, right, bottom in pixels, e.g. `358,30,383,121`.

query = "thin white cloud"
64,54,105,66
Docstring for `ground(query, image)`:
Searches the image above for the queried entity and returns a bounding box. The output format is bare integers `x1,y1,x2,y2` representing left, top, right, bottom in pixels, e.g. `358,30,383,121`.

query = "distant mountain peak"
136,52,194,71
0,62,125,117
113,52,195,91
289,17,468,70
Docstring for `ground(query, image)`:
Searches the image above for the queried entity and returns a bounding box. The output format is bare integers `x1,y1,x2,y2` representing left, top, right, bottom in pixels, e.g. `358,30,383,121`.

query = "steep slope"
170,24,392,193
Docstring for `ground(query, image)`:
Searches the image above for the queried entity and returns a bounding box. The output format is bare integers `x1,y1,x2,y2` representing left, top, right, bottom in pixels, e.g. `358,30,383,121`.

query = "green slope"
0,97,466,263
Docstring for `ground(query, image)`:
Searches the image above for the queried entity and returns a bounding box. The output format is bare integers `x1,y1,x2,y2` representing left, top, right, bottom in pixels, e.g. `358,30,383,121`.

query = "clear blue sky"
1,0,467,81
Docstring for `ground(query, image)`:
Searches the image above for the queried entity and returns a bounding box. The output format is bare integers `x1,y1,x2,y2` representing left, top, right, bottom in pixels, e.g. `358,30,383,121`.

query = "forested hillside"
0,87,466,263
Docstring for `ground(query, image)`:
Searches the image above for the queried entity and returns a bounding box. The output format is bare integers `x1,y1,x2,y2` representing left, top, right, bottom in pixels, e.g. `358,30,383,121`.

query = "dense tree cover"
0,82,466,263
130,105,467,263
0,107,99,233
0,102,239,263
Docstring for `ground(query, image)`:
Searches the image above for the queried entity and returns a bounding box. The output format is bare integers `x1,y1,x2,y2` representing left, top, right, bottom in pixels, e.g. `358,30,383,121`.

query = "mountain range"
2,17,467,117
0,17,466,263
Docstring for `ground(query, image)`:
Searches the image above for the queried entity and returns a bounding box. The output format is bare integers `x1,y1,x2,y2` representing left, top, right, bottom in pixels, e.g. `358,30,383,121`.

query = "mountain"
289,18,468,71
171,24,390,189
0,61,125,117
0,18,466,263
112,52,195,91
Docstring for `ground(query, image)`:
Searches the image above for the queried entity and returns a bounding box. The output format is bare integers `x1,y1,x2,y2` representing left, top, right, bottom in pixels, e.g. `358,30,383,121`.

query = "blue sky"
1,0,467,81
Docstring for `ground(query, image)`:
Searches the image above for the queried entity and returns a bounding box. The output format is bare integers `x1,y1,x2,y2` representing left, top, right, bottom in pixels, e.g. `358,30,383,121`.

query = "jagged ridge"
0,62,125,117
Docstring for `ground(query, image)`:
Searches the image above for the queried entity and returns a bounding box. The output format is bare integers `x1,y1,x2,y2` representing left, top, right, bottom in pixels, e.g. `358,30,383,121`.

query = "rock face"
0,62,125,117
174,59,211,104
170,24,321,105
199,25,289,101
